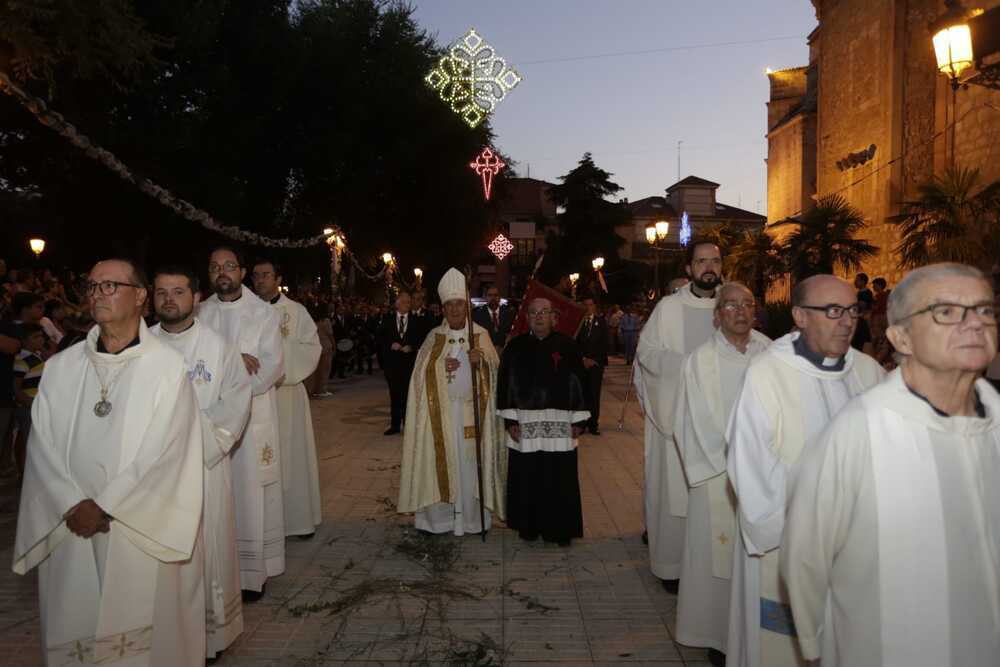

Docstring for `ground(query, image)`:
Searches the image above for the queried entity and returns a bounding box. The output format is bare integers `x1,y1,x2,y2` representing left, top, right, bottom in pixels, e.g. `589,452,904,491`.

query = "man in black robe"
498,297,590,546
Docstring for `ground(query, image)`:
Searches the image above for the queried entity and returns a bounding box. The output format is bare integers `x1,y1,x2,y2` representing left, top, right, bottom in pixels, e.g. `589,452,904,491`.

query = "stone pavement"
0,358,716,666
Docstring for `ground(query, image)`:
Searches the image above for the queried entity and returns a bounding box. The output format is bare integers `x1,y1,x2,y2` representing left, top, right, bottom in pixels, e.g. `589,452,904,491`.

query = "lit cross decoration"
679,211,692,247
425,28,522,129
488,233,514,261
470,147,506,200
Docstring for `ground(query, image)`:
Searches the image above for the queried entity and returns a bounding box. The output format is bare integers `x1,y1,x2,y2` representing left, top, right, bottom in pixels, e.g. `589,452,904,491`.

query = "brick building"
767,0,1000,284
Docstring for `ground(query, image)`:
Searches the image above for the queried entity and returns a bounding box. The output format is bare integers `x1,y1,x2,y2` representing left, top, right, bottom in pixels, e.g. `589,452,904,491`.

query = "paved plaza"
0,361,715,666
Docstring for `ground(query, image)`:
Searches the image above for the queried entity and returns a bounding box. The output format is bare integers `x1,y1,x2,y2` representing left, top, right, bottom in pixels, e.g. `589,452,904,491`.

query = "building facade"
768,0,1000,284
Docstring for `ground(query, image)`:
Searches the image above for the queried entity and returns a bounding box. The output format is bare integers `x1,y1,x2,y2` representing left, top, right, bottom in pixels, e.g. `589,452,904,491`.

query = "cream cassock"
13,322,205,666
725,332,884,667
673,328,771,653
782,370,1000,666
635,283,716,579
398,268,506,534
270,293,323,536
198,286,285,591
151,318,251,658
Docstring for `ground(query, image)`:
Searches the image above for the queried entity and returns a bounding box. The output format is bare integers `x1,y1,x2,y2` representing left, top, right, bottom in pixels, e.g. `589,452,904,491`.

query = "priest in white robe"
252,261,323,537
636,241,722,587
726,274,885,667
398,268,505,535
198,247,285,596
782,263,1000,666
673,283,770,662
14,258,205,666
150,266,251,658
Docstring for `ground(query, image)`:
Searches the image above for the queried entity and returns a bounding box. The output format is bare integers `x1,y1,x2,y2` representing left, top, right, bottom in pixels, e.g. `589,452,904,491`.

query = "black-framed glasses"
84,280,142,296
898,302,997,326
798,303,861,320
527,308,553,316
208,261,240,274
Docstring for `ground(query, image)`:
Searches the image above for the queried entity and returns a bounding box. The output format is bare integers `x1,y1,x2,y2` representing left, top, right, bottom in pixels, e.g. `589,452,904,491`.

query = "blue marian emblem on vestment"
189,359,213,385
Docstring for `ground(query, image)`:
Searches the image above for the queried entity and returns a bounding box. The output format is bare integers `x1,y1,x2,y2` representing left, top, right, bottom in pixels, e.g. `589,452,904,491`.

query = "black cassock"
497,331,589,544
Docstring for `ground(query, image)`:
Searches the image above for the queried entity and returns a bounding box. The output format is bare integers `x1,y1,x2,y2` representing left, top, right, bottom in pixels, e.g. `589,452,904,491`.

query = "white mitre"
438,268,467,303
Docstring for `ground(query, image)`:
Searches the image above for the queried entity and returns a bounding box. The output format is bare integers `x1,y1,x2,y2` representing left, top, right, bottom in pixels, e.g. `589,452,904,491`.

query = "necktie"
398,315,406,338
492,308,499,330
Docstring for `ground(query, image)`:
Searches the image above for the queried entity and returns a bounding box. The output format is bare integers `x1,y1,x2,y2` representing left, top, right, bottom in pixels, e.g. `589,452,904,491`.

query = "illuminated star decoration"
679,211,692,247
488,233,514,261
470,147,506,200
425,28,522,129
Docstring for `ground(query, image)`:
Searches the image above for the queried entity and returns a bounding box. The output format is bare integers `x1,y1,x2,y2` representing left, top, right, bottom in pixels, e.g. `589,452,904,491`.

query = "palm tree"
890,166,1000,271
724,228,787,301
773,195,879,280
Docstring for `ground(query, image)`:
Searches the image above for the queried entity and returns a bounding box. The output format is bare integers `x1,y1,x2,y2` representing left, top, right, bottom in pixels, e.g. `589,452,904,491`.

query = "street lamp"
29,238,46,258
645,221,671,299
929,1,1000,90
931,1,978,86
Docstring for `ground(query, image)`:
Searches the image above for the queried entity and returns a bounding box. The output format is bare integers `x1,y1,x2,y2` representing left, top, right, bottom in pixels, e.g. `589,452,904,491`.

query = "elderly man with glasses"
672,283,771,666
13,258,207,664
724,274,885,667
782,263,1000,666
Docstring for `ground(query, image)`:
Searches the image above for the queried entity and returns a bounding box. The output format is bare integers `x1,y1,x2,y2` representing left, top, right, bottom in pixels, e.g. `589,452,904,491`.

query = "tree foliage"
539,153,630,297
773,195,879,280
889,166,1000,272
0,0,498,288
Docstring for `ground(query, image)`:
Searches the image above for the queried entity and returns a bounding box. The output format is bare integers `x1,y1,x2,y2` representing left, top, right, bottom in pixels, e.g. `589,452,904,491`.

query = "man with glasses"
636,240,722,592
782,263,1000,665
725,274,884,667
498,297,590,546
14,259,207,664
673,283,771,666
198,247,286,600
252,260,323,541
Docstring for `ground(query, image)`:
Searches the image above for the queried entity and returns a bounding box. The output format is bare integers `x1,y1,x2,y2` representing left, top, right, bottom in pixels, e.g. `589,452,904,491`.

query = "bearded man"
635,240,722,590
198,247,285,598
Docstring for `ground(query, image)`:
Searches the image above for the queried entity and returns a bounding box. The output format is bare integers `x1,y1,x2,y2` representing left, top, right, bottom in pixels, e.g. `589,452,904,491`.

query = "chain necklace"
91,359,132,417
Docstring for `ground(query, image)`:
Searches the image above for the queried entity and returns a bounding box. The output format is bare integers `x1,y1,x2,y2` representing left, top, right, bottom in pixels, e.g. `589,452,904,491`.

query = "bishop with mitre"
398,268,506,535
14,259,206,665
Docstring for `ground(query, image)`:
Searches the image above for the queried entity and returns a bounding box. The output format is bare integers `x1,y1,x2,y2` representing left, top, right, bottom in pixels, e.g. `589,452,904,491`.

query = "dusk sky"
411,1,818,214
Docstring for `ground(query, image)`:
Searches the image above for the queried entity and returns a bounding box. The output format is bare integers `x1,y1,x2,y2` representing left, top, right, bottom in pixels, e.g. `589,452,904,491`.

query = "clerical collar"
906,383,986,419
161,320,196,335
269,294,281,304
792,334,845,371
219,288,243,304
97,333,141,354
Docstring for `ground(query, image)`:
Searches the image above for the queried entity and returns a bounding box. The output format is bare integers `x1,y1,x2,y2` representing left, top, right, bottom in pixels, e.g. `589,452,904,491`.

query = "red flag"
510,279,585,339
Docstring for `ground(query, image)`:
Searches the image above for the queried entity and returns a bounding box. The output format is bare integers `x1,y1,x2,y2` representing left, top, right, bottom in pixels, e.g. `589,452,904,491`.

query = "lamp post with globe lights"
645,221,670,299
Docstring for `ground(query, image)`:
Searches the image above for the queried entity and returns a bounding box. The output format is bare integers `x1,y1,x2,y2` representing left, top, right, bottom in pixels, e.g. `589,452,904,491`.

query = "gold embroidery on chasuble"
424,334,450,502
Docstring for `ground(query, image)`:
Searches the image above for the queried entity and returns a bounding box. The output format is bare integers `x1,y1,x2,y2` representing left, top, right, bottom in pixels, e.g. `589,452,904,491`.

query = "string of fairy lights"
1,25,814,291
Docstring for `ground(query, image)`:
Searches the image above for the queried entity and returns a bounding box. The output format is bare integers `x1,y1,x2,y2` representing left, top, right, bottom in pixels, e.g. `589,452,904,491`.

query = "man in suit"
576,296,609,435
473,286,516,350
409,289,435,348
377,291,420,435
